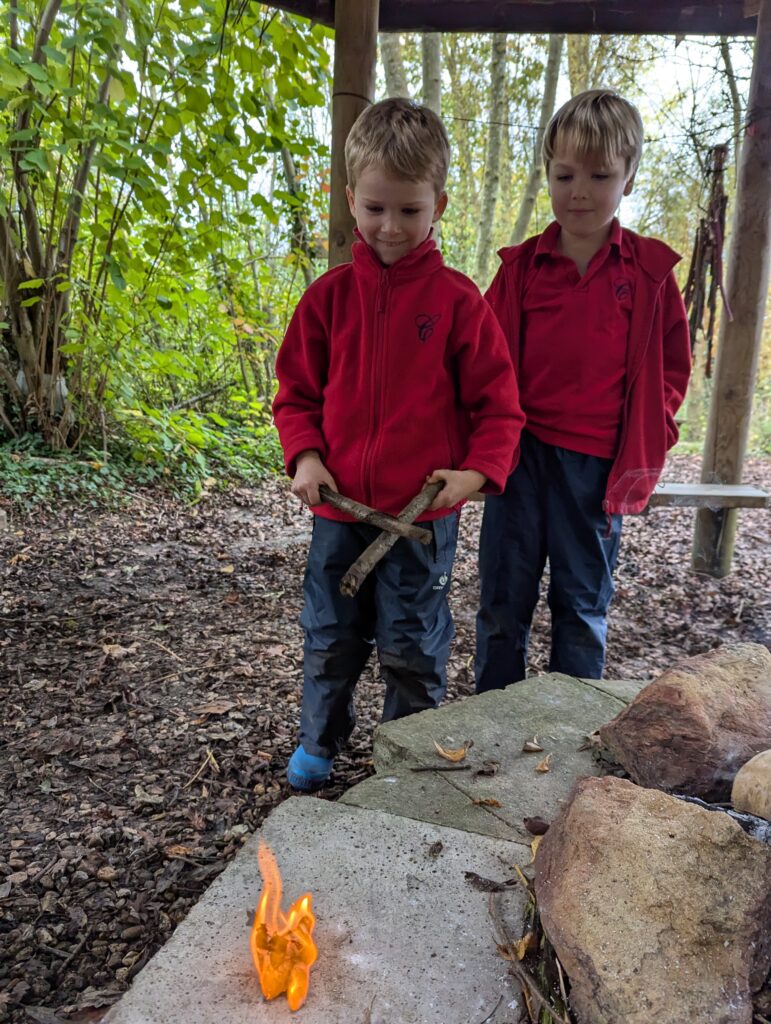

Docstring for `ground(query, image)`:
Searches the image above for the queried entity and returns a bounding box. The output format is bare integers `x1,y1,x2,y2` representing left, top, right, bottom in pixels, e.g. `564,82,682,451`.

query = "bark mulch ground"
1,454,769,1023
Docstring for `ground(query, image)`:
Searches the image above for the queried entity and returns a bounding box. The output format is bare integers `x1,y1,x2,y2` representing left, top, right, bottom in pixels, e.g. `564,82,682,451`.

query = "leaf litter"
0,454,769,1022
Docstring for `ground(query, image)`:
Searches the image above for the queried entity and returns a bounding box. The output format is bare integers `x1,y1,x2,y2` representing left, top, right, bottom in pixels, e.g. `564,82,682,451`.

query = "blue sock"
287,745,333,791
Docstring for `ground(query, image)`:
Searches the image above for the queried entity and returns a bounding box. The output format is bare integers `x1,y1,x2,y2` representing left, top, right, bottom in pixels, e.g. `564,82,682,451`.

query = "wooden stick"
318,485,432,543
340,481,443,597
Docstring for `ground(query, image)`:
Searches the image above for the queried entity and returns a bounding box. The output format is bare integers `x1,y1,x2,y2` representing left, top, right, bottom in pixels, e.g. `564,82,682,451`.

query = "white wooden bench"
646,483,769,509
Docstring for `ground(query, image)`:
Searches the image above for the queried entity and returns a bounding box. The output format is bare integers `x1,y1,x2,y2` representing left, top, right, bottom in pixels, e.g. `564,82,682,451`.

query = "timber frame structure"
265,0,771,579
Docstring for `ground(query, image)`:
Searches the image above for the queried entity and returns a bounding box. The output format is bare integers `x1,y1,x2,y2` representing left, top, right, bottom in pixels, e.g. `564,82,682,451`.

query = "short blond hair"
345,97,450,197
543,89,644,176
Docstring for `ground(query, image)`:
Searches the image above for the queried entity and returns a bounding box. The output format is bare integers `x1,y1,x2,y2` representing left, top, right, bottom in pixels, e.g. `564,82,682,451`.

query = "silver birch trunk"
421,34,441,113
509,34,565,246
474,35,508,283
380,33,410,97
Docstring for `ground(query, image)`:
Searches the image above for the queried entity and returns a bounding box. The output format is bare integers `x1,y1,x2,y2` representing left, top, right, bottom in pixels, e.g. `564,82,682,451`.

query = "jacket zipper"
362,270,389,505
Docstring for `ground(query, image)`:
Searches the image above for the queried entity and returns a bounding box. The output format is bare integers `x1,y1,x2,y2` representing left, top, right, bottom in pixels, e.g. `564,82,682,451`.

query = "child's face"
547,142,634,245
346,166,447,266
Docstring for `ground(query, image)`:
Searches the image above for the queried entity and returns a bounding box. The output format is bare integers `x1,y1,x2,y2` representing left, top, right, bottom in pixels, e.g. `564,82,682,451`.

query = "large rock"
732,749,771,820
534,776,771,1024
599,643,771,800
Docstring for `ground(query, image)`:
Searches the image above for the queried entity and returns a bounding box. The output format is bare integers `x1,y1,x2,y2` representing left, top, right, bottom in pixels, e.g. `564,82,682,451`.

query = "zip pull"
377,270,389,313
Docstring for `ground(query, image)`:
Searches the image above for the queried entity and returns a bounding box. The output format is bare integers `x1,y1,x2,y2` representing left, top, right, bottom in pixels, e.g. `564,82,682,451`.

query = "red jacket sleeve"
661,271,691,450
272,289,330,477
451,291,525,493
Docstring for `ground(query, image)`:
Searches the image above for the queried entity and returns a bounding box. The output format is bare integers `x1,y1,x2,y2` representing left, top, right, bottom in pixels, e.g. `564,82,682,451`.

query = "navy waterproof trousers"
299,514,459,759
475,431,622,691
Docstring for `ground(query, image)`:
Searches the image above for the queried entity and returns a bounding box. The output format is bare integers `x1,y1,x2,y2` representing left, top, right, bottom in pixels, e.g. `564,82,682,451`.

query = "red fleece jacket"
273,236,525,522
486,224,691,515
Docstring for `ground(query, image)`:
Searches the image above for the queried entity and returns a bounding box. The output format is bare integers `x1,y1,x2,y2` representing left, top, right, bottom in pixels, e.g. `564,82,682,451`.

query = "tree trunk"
474,35,508,284
567,35,591,94
421,33,441,113
380,33,409,97
509,34,565,246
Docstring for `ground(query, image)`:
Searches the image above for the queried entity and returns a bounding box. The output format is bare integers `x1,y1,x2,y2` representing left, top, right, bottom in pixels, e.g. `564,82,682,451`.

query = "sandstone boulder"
732,749,771,820
599,642,771,801
534,776,771,1024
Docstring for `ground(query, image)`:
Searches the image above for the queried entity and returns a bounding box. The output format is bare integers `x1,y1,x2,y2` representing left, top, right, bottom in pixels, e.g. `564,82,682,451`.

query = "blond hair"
543,89,644,176
345,97,450,197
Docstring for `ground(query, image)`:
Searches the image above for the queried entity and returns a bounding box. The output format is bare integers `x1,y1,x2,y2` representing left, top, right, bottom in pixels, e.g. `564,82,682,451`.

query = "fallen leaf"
102,643,131,659
96,866,118,882
535,753,553,774
433,738,473,762
522,735,544,753
134,784,165,805
523,816,550,835
515,931,536,961
220,564,235,574
530,836,543,863
472,797,502,807
191,699,236,716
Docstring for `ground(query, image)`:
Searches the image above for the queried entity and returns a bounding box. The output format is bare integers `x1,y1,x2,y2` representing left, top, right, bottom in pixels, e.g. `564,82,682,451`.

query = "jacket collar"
351,229,444,280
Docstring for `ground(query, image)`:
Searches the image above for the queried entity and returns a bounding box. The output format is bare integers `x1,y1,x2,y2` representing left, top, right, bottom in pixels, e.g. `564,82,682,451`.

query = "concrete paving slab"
340,767,525,843
104,798,527,1024
369,674,626,842
578,676,646,704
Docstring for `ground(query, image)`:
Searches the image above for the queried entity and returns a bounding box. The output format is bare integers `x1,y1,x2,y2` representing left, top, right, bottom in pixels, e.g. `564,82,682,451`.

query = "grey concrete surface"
368,674,627,842
104,799,527,1024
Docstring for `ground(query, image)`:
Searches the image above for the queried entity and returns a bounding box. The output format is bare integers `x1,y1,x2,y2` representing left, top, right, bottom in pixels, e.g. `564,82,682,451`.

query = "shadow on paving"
0,455,769,1022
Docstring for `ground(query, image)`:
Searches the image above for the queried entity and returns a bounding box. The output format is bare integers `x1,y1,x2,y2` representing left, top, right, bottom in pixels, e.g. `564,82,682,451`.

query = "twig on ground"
409,764,472,773
476,994,503,1023
118,633,185,663
489,894,571,1024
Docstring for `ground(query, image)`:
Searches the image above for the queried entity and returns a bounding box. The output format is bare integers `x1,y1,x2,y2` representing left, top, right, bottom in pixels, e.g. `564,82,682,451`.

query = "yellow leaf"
515,931,536,961
535,753,553,773
433,739,472,762
530,836,543,863
220,564,235,574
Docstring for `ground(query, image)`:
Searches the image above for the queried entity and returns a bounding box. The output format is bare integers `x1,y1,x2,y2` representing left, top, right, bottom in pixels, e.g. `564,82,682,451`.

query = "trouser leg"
299,519,375,758
475,432,547,692
545,447,622,679
375,513,459,722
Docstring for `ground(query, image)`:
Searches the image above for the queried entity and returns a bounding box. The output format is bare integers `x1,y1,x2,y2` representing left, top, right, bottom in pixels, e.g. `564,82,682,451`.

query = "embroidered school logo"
614,278,632,302
415,312,441,342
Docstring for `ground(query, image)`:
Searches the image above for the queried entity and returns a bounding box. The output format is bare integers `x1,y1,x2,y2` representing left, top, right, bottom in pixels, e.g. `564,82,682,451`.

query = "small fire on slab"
250,842,317,1012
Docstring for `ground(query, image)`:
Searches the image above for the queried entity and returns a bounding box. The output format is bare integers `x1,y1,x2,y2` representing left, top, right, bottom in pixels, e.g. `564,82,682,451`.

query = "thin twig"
488,894,571,1024
409,764,472,773
118,633,185,663
476,994,503,1024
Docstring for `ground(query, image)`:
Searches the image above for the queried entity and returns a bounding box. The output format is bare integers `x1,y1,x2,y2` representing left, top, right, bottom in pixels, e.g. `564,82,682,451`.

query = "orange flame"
250,842,317,1012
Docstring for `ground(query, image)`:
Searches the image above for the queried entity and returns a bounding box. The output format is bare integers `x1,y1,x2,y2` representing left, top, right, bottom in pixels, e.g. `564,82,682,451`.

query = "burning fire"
250,842,317,1011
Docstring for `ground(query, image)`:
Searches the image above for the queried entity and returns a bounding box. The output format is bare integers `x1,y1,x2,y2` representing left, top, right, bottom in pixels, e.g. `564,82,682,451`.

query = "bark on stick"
318,485,432,543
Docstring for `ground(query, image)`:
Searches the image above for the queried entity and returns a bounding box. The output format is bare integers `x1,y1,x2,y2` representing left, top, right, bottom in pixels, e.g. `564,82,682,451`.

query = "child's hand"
426,469,487,510
292,451,338,506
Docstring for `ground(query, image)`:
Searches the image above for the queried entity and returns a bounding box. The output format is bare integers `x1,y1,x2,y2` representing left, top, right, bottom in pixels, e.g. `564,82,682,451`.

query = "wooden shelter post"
327,0,379,268
691,0,771,577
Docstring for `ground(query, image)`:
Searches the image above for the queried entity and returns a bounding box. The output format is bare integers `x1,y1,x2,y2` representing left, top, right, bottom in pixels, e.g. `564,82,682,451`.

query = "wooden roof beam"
263,1,757,36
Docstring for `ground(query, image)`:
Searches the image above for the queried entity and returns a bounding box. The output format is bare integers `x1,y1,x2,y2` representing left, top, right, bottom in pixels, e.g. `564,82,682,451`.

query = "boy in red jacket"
476,89,691,692
274,98,524,790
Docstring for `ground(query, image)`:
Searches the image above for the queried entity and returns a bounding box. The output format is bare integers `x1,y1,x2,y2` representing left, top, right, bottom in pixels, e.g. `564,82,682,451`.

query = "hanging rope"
682,143,733,377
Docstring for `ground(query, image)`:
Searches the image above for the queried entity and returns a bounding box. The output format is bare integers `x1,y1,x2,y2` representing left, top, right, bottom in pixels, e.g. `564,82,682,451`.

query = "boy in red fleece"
274,98,524,790
476,89,691,691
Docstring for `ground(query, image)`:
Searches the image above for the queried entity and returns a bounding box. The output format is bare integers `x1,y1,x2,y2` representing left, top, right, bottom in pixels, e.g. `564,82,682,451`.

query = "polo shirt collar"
535,218,632,260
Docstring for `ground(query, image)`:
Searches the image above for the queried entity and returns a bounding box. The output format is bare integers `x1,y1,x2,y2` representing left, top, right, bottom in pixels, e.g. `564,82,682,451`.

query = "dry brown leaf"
102,643,132,659
515,931,536,961
522,735,544,753
496,942,515,962
529,836,543,863
191,699,236,716
433,738,472,762
535,753,553,773
472,797,502,808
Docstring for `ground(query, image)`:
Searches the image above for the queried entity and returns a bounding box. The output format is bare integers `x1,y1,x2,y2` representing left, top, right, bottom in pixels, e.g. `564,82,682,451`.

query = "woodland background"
0,3,769,508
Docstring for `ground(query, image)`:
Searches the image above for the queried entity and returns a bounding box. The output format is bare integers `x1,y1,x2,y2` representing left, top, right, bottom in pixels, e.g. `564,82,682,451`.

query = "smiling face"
547,141,635,249
346,166,447,266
